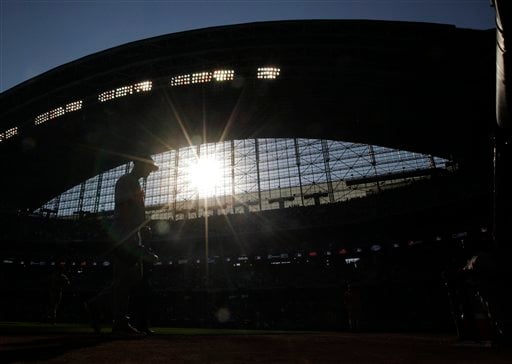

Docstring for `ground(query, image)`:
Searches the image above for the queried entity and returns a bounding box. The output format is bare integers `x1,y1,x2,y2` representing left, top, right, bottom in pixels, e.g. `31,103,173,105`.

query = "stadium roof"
0,20,495,212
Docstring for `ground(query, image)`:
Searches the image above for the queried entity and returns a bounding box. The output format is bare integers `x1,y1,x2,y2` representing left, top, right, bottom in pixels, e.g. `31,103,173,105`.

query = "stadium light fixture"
4,127,18,140
171,74,191,86
34,100,82,126
213,70,235,81
191,72,212,84
257,67,280,79
98,81,152,102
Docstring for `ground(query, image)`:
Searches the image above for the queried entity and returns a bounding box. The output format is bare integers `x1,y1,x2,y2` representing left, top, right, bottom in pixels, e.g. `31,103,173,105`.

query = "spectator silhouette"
344,283,362,331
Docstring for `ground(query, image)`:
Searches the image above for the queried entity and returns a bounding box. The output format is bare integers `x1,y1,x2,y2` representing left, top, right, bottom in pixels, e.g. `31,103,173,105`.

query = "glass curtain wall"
37,138,448,220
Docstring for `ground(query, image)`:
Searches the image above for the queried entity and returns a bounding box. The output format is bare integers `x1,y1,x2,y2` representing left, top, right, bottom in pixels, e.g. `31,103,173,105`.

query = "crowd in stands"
0,176,498,334
0,216,492,333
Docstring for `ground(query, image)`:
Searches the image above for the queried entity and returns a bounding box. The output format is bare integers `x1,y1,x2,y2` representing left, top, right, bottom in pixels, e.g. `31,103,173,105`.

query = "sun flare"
188,157,222,195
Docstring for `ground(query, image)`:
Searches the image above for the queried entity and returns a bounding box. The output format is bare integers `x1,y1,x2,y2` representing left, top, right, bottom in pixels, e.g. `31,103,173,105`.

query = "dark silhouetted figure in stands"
85,154,159,336
460,244,506,344
344,283,361,331
45,265,70,324
443,252,484,342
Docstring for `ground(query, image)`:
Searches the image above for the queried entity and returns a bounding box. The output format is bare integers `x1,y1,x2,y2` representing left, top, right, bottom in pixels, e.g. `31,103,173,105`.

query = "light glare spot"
215,308,231,323
155,220,171,235
189,157,222,195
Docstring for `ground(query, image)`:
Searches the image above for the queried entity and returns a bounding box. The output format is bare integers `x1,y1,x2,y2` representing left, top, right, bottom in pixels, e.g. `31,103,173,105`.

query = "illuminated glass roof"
37,138,448,220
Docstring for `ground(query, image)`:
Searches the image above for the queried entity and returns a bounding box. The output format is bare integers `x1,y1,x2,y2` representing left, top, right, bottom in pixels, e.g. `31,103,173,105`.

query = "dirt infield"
2,330,512,364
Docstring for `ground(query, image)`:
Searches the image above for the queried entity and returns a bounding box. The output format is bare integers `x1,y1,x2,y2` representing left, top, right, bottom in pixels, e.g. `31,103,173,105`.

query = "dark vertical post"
490,0,512,341
321,140,334,203
255,138,263,211
294,138,305,206
368,144,381,193
493,0,512,252
94,173,103,214
173,149,179,220
231,140,236,214
77,182,85,218
53,195,61,217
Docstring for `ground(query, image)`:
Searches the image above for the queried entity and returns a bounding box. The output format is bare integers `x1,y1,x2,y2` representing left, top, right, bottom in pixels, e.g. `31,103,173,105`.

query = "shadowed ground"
1,323,511,363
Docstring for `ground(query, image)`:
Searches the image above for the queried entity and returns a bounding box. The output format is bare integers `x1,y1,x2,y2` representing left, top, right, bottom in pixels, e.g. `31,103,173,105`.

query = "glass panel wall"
37,138,450,220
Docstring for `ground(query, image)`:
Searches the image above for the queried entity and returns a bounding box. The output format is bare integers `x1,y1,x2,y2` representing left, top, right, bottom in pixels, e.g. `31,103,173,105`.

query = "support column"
368,145,381,193
231,140,236,214
294,138,305,206
173,149,180,220
321,140,334,203
255,139,262,211
93,173,103,214
77,182,86,217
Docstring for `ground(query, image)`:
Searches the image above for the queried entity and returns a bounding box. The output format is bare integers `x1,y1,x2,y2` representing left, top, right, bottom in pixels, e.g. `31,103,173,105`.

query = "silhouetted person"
444,256,486,343
131,230,158,335
45,265,70,324
344,283,361,331
85,154,159,336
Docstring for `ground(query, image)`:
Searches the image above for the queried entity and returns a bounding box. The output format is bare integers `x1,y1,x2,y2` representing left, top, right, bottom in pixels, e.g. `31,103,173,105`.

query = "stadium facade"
0,20,495,214
37,138,448,219
0,20,502,333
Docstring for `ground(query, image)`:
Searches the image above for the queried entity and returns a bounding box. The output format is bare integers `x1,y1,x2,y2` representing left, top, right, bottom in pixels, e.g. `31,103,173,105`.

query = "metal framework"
0,21,494,214
37,138,448,220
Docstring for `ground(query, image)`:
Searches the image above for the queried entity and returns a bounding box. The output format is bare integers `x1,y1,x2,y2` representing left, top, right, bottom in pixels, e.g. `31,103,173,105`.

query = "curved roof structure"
0,20,495,212
37,137,449,219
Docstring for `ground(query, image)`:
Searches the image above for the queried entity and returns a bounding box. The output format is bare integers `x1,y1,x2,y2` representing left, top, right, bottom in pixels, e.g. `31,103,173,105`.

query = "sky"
0,0,496,93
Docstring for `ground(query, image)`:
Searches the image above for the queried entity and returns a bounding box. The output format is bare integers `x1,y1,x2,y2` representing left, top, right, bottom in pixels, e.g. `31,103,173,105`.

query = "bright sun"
189,157,222,195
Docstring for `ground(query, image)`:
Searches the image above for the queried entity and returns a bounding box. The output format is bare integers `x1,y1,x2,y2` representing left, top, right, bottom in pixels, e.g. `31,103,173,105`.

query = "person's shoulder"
117,172,132,180
116,173,136,185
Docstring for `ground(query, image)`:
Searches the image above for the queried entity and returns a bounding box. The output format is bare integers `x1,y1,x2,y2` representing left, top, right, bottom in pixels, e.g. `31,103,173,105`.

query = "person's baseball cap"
134,154,159,171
